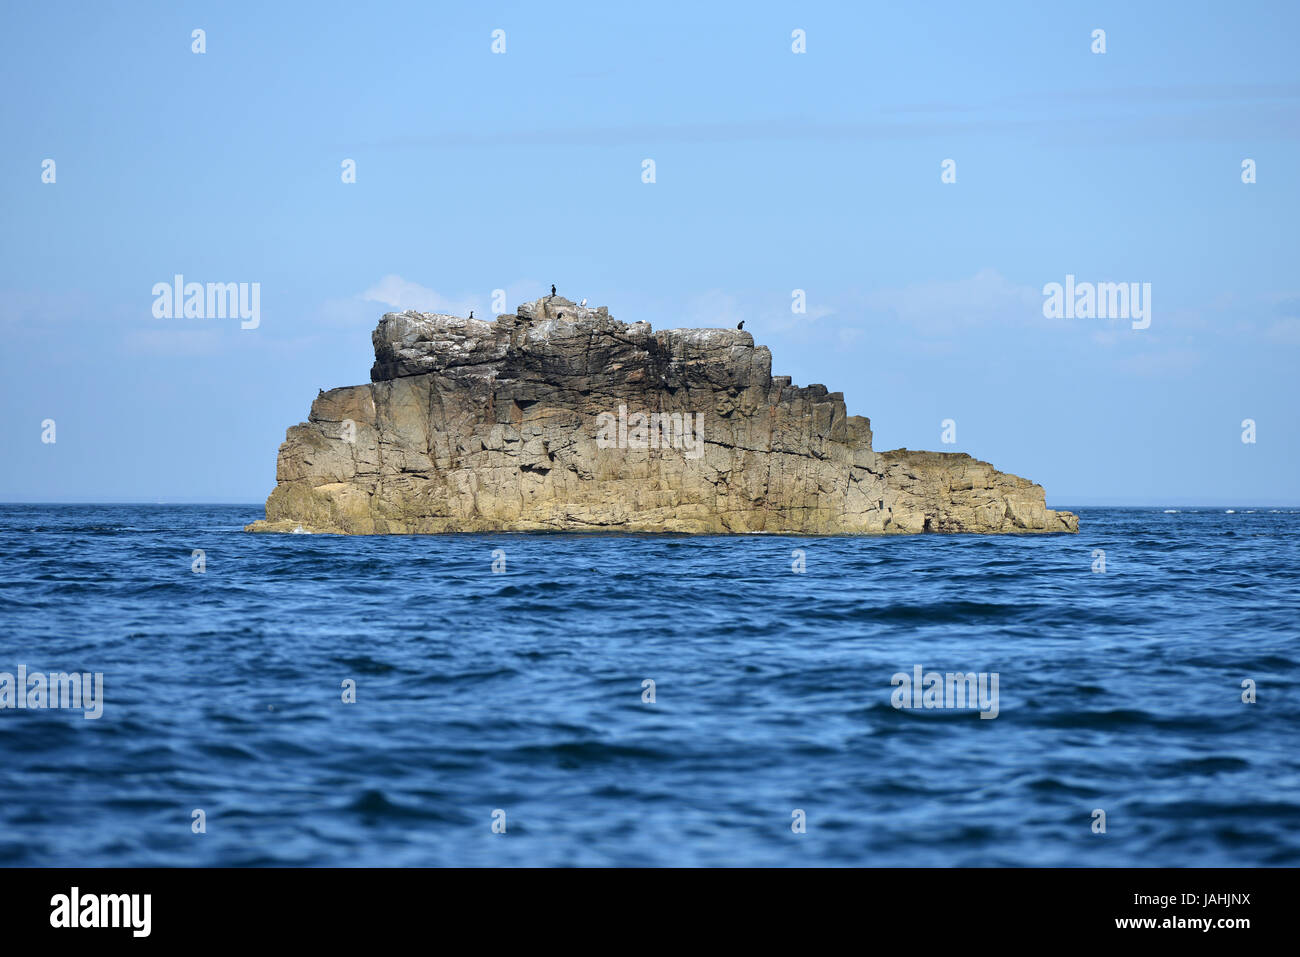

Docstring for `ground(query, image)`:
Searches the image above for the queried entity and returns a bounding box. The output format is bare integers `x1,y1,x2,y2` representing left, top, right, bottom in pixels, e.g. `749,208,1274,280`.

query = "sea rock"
245,298,1078,535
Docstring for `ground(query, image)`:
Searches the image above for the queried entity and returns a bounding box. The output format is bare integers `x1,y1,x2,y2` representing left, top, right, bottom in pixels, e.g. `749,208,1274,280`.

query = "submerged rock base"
246,296,1077,535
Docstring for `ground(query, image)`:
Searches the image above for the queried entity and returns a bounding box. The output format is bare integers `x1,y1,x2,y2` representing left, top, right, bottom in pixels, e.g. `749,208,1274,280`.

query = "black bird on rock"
551,284,556,297
737,320,745,330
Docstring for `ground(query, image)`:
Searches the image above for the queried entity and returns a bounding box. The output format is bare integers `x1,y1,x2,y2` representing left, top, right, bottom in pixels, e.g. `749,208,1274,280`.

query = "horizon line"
2,501,1299,510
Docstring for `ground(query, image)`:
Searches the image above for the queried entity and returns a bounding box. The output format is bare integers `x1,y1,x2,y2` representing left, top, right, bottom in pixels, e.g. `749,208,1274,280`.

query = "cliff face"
245,296,1078,535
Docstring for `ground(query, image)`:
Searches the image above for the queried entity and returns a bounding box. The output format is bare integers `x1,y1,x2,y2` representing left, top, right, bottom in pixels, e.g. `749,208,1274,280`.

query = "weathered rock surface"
246,296,1078,535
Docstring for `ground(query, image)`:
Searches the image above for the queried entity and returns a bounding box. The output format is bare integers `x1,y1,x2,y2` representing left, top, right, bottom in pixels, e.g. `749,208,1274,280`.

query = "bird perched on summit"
551,284,556,297
579,298,587,307
736,320,745,330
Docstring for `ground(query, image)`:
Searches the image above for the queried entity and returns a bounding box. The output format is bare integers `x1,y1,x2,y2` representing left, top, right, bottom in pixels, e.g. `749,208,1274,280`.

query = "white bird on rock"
579,298,587,307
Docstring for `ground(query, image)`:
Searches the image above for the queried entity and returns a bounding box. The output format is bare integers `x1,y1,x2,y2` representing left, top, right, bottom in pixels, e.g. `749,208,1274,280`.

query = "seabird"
551,284,556,297
736,320,745,330
580,298,587,307
469,310,474,319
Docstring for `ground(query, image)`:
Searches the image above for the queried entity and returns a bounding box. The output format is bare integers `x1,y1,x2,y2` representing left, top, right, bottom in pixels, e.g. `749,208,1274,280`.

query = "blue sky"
2,1,1297,505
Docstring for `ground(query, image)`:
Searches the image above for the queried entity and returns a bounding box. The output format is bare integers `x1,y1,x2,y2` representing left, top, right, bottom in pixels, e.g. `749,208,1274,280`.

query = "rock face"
245,297,1078,535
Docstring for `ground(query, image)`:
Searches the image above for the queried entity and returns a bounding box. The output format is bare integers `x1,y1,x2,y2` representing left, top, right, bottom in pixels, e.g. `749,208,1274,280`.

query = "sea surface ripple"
0,504,1297,866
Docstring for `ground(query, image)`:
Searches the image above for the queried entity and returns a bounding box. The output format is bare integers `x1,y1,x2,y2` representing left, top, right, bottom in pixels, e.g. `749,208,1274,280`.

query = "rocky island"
245,296,1078,535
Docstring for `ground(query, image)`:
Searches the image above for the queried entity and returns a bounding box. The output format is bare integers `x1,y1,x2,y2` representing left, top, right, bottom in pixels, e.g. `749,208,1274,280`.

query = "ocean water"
0,504,1297,867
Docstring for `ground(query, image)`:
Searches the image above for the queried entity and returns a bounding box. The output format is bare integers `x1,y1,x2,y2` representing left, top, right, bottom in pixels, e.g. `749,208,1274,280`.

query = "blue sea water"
0,504,1297,867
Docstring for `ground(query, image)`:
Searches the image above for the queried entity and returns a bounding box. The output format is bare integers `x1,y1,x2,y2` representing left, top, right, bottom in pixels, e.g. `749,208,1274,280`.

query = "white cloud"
1114,349,1203,377
362,275,476,315
0,289,113,324
867,268,1040,335
121,329,224,357
679,289,836,338
1265,317,1300,345
319,276,546,331
681,289,745,330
